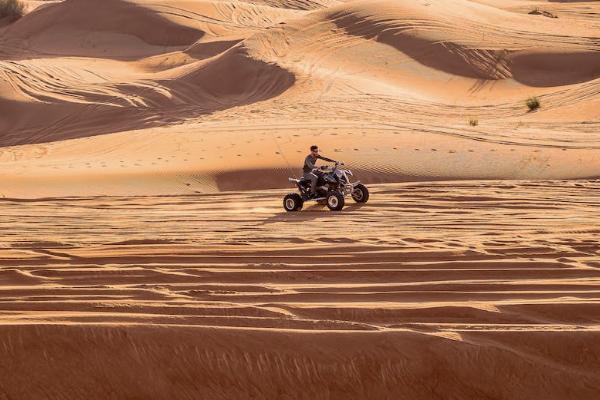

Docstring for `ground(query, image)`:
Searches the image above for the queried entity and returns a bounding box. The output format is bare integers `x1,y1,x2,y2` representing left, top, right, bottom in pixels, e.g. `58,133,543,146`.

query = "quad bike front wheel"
283,193,303,212
326,192,345,211
351,183,369,203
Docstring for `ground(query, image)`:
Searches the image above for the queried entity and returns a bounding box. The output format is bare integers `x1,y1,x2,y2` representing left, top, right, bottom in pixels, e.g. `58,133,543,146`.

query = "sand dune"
1,182,600,398
1,0,598,197
1,1,600,397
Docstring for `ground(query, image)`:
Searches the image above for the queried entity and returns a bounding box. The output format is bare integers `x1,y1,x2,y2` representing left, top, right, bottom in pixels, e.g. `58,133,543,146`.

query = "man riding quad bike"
283,145,369,211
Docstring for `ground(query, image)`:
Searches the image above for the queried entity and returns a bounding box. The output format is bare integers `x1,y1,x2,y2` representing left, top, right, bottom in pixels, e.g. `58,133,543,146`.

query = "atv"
283,162,369,211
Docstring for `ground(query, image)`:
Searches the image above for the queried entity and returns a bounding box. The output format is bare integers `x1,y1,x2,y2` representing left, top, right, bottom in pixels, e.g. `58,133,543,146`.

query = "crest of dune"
0,0,598,195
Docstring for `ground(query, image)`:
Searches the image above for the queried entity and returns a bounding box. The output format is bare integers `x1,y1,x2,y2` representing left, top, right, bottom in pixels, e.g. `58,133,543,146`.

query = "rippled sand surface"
1,181,599,398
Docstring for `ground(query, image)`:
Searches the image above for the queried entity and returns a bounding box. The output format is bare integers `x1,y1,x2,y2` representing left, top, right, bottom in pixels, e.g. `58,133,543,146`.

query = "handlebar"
313,161,344,173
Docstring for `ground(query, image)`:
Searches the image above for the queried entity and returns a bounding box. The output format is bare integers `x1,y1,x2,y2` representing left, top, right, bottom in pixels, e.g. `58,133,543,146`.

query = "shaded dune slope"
3,0,205,57
2,325,599,400
0,0,296,146
1,0,598,146
0,48,295,145
255,0,600,90
0,0,598,193
161,45,295,106
323,0,600,86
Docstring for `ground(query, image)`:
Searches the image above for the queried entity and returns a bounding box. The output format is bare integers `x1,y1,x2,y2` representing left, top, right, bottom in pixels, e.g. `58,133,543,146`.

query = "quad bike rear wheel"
283,193,303,212
326,192,345,211
351,183,369,203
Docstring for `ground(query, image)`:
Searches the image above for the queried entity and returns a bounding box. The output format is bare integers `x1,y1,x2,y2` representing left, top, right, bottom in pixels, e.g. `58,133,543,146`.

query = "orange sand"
0,0,598,197
1,182,600,398
1,0,599,398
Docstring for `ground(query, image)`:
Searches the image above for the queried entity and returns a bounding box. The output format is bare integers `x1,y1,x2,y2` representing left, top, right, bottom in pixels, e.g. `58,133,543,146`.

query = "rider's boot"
301,191,314,201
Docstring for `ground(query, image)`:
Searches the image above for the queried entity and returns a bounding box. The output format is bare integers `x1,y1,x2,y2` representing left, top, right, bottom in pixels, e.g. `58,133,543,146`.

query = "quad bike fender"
289,178,305,192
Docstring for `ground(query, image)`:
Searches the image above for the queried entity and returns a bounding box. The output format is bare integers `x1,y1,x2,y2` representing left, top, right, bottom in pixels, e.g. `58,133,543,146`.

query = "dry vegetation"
526,96,541,111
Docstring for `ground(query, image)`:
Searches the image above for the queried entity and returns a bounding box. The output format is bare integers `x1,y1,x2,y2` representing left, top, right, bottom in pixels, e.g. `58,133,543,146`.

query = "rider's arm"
317,154,336,163
305,156,316,171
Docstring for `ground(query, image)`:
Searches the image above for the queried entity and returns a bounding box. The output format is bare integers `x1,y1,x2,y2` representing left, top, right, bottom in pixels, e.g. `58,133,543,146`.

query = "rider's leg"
304,172,318,195
310,173,318,195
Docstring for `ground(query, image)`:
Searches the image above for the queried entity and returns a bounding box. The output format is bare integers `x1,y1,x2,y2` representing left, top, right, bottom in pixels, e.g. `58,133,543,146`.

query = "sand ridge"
1,182,600,398
0,0,598,197
1,2,600,396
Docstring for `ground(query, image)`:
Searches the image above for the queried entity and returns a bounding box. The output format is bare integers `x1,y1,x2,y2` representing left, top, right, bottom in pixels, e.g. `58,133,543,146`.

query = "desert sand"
0,0,599,196
2,181,600,398
1,0,599,398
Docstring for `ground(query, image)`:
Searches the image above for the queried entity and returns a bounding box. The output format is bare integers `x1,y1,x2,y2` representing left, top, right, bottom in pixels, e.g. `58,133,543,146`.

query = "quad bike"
283,162,369,211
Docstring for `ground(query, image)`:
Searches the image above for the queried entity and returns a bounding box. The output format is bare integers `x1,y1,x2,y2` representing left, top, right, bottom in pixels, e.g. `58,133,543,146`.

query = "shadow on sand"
259,203,366,226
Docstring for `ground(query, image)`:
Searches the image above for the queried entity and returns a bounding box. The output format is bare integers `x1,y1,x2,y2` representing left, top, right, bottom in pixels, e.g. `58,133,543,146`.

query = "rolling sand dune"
0,0,598,196
1,182,600,398
1,0,600,397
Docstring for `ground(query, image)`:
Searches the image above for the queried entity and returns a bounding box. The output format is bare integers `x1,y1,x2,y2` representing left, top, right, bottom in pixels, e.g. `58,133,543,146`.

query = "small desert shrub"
469,118,478,127
0,0,25,20
526,96,540,111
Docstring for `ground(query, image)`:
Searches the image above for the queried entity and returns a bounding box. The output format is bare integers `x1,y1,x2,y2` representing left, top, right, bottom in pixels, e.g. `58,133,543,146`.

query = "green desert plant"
0,0,25,20
526,96,540,111
469,118,478,127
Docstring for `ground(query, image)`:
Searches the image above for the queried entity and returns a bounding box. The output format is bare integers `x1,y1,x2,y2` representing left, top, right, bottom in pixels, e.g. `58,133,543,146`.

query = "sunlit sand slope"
1,181,599,398
0,0,598,196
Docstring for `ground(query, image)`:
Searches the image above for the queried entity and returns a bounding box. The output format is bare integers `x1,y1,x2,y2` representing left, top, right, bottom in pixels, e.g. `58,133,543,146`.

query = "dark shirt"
303,154,335,173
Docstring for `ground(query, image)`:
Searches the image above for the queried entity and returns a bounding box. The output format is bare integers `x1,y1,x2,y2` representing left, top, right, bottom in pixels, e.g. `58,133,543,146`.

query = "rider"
303,145,337,197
